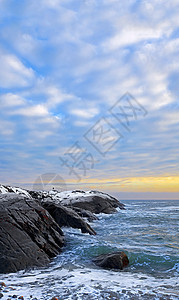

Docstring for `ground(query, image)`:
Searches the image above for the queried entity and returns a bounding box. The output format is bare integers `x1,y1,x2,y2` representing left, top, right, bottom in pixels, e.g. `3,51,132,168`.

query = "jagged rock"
0,194,64,274
0,184,127,275
0,184,32,198
0,185,125,214
93,251,129,270
70,207,98,222
53,190,125,214
28,190,43,199
41,200,96,235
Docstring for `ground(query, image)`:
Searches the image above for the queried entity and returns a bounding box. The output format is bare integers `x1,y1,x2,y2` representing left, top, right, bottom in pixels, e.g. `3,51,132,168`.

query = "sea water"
1,199,179,299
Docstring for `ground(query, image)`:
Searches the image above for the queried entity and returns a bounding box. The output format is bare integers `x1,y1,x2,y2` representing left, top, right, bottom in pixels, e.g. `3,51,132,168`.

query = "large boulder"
0,194,64,274
41,200,96,235
49,190,125,214
93,251,129,270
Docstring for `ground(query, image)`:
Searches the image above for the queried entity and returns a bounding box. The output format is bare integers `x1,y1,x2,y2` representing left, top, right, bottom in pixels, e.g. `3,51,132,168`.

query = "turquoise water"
1,200,179,299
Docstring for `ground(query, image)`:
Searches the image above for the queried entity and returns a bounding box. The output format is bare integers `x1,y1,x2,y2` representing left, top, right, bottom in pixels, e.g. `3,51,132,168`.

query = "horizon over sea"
1,199,179,300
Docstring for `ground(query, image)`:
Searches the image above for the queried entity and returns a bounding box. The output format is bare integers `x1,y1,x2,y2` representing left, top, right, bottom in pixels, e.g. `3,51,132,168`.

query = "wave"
1,199,178,299
2,265,179,300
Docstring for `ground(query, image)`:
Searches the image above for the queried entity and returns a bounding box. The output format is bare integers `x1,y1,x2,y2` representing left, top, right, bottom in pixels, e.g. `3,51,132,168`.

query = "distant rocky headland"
0,184,126,274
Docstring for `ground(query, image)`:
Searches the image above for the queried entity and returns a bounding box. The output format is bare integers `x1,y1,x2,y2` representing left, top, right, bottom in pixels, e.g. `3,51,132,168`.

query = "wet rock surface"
70,206,98,222
41,200,96,235
0,185,125,274
93,251,129,270
0,194,64,274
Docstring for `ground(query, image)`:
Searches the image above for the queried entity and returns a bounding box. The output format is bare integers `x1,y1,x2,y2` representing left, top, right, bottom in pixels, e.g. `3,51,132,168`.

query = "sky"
0,0,179,199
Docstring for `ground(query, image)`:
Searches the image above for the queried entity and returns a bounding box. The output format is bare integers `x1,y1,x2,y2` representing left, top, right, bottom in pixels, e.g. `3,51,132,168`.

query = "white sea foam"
1,197,178,299
1,266,179,300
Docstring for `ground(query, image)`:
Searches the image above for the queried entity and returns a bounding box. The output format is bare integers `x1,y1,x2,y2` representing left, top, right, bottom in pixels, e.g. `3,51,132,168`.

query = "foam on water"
1,199,178,299
1,265,179,299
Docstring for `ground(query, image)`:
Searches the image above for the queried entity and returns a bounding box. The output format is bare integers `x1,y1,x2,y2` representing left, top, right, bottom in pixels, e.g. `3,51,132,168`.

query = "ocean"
1,199,179,299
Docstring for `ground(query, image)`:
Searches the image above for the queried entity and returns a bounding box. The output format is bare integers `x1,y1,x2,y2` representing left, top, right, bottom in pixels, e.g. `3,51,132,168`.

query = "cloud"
0,0,178,189
21,78,78,110
73,120,92,127
102,26,164,52
36,116,60,126
45,86,76,109
157,112,179,130
0,50,35,88
0,120,14,136
69,107,99,119
0,93,25,107
10,104,49,117
30,130,56,139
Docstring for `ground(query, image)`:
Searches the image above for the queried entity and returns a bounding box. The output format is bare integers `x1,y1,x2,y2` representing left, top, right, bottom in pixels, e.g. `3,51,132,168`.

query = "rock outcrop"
93,251,129,270
41,200,96,235
0,184,126,274
46,190,125,214
71,206,98,222
0,185,125,215
0,185,32,198
0,194,64,274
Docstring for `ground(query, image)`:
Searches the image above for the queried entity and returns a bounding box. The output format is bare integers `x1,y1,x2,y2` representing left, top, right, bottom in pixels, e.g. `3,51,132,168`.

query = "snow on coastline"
0,184,119,204
0,184,32,198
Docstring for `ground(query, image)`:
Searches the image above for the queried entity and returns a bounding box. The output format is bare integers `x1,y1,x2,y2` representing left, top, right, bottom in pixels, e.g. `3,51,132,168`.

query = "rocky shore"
0,184,126,276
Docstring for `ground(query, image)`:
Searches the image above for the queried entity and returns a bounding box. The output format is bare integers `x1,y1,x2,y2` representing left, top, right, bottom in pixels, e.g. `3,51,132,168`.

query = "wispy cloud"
0,93,25,107
0,49,35,88
0,0,178,195
69,107,99,119
0,120,14,136
10,104,49,117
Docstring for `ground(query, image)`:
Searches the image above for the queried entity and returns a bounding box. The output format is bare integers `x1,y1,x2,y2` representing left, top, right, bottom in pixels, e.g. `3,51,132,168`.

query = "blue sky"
0,0,178,196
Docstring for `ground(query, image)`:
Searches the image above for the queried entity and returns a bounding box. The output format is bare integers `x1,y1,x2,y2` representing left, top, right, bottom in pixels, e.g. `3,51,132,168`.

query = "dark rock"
69,207,98,222
93,251,129,270
28,190,42,199
0,184,127,275
1,185,125,214
0,293,3,298
0,194,64,274
41,201,96,235
0,282,6,287
59,191,125,214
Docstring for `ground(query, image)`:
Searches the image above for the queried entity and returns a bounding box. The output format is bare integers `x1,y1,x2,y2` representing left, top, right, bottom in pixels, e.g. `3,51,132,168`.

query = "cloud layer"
0,0,178,193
